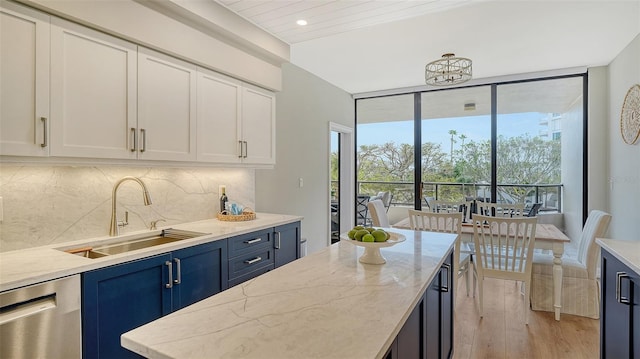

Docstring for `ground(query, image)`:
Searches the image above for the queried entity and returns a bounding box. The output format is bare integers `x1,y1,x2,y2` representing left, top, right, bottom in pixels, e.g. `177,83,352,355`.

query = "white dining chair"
367,199,390,227
475,202,526,217
408,210,472,297
530,210,611,318
472,214,537,324
430,200,473,222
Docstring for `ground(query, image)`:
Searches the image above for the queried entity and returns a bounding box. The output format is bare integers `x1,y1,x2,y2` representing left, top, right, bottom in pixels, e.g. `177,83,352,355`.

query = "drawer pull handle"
140,128,146,153
616,271,631,304
441,263,451,292
130,128,137,152
174,258,181,285
40,117,48,148
244,256,262,265
244,238,262,244
165,261,173,288
275,232,281,249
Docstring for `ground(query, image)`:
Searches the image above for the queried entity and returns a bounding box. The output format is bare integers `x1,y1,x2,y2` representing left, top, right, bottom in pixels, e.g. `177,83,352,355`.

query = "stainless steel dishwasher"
0,275,81,358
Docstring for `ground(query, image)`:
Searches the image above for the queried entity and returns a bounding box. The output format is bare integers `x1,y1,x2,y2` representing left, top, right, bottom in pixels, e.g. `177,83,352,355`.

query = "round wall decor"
620,84,640,145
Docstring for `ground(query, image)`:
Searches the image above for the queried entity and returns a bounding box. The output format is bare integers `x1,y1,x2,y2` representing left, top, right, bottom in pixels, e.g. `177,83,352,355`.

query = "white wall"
0,165,255,252
587,67,609,215
256,63,354,254
562,96,585,242
606,33,640,241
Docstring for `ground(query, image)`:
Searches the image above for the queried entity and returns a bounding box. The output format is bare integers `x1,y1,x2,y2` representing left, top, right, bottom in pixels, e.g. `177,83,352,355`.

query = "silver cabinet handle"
238,140,243,158
173,258,181,285
616,271,630,304
275,232,281,249
165,261,173,288
244,238,262,244
244,256,262,265
40,117,48,148
243,141,248,158
441,263,451,292
140,128,146,152
130,128,137,152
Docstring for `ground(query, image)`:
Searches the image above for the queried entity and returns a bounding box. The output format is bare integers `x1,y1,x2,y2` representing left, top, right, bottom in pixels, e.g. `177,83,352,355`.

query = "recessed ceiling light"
296,19,308,26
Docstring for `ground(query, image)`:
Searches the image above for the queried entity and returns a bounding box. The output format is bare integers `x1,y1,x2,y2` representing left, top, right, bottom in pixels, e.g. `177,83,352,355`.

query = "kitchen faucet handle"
150,219,166,230
117,211,129,229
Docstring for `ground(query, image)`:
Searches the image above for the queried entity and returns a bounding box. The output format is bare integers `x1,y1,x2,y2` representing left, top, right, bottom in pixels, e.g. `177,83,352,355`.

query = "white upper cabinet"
197,68,242,163
2,5,275,166
0,1,50,157
50,17,137,159
138,48,197,161
241,85,276,165
197,69,276,165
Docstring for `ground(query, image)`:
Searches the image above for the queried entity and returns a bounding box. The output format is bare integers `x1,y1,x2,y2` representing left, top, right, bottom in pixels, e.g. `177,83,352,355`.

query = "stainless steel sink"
63,229,208,258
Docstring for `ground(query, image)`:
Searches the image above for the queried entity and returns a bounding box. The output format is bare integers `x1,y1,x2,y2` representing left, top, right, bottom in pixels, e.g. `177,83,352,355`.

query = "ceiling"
215,0,640,94
217,0,475,44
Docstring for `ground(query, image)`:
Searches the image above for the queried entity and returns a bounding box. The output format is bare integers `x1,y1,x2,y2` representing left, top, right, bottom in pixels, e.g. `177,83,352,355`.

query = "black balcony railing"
331,180,563,213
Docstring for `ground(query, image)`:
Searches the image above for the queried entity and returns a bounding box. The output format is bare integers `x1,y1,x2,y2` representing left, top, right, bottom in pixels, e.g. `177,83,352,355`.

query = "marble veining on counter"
0,213,302,292
121,229,456,359
596,238,640,275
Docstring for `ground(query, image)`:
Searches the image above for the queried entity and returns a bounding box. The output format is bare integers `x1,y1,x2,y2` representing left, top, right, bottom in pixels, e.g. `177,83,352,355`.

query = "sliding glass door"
355,74,586,234
497,77,583,237
356,94,415,224
421,86,491,206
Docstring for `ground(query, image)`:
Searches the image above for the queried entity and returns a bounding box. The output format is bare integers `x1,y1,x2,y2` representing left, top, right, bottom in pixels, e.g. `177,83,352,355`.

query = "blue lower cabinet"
82,254,171,359
274,222,300,268
386,251,454,359
82,241,227,359
171,241,228,310
600,249,640,359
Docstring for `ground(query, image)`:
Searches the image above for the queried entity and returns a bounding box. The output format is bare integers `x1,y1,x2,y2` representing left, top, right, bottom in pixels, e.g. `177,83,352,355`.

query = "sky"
349,112,547,153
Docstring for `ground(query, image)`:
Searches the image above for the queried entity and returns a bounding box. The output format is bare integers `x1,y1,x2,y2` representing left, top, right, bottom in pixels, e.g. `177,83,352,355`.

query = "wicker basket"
216,208,256,222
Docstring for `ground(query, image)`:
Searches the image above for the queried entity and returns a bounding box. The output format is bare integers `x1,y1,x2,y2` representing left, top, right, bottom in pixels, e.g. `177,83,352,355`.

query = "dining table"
393,216,571,321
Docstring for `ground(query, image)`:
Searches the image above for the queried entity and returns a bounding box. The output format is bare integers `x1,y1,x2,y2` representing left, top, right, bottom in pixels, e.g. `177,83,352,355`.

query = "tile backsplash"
0,164,255,252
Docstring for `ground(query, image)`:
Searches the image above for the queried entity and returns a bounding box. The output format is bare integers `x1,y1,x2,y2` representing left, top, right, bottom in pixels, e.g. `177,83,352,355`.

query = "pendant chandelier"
425,53,472,86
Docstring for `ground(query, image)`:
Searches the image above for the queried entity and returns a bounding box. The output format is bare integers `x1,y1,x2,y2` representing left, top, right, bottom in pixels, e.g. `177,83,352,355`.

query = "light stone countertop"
596,238,640,275
121,229,456,359
0,213,302,292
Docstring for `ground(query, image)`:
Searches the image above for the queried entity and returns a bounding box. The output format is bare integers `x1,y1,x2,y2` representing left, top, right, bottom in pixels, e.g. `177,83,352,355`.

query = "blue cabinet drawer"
228,247,274,280
228,229,272,258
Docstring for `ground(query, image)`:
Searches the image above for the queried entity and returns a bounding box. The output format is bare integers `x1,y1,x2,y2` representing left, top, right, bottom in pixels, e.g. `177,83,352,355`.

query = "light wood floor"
453,277,600,359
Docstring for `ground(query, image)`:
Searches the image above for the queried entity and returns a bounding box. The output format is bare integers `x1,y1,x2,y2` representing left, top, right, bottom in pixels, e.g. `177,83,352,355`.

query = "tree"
355,134,561,205
448,129,458,162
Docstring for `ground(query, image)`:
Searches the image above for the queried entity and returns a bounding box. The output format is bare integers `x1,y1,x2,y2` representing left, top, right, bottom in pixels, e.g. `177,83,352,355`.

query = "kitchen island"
122,229,456,359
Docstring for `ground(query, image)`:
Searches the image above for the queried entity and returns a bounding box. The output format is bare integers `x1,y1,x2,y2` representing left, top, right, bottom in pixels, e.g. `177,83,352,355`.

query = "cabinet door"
50,17,137,159
241,85,275,164
0,1,49,156
396,296,424,358
600,250,640,359
633,276,640,359
171,241,228,311
440,253,454,359
274,222,300,268
196,68,242,163
82,254,172,359
425,266,441,359
138,47,196,161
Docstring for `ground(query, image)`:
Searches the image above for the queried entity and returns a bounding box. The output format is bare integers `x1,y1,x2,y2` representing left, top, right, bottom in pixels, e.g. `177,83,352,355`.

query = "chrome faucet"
109,176,153,236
